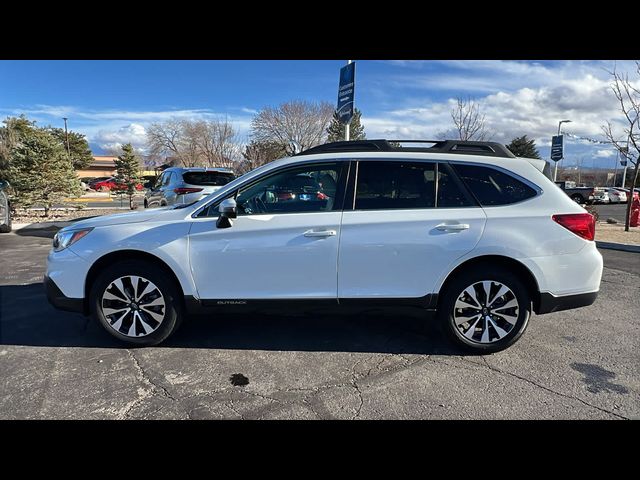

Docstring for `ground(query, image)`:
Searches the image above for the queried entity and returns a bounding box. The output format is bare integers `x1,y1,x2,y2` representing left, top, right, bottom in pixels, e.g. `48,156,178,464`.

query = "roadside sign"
551,135,563,161
337,62,355,124
621,160,627,166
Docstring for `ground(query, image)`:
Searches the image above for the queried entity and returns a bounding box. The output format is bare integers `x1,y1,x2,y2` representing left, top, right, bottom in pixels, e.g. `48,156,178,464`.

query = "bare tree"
147,118,200,167
195,118,242,168
251,100,334,155
602,62,640,231
177,120,204,167
147,118,183,160
446,97,490,141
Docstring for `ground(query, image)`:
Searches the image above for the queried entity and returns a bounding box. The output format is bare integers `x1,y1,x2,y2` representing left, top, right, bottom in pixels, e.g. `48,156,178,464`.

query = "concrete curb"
13,221,75,231
596,241,640,253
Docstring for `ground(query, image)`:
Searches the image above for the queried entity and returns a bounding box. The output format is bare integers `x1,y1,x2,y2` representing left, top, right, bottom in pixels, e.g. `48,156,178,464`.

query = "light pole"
554,119,572,182
62,117,71,159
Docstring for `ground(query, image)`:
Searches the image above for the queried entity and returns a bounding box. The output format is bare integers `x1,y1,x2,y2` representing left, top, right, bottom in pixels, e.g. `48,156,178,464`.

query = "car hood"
62,207,176,230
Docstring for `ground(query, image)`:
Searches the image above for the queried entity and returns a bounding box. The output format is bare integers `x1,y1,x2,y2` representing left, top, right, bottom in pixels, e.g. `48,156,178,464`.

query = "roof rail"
297,139,516,159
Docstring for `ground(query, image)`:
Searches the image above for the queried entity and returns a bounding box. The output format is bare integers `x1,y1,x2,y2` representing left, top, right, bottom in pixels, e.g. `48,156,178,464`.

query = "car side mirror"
216,198,237,229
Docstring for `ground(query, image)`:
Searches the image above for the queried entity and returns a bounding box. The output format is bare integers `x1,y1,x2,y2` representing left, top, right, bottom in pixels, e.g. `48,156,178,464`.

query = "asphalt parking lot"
0,229,638,420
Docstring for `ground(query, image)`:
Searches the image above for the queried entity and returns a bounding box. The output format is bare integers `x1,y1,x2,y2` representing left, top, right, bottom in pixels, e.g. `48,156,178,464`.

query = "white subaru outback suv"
45,140,603,353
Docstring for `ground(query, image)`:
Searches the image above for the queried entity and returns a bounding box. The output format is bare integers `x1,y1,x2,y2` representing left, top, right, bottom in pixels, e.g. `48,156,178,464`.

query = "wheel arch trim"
84,249,188,315
435,254,543,313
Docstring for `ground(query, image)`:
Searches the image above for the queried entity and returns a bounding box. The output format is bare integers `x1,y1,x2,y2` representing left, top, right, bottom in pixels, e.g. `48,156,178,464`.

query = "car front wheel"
90,260,184,346
438,267,531,354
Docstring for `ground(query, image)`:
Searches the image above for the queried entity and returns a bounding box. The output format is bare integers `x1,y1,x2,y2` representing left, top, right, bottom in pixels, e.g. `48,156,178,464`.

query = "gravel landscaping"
12,208,133,225
595,222,640,245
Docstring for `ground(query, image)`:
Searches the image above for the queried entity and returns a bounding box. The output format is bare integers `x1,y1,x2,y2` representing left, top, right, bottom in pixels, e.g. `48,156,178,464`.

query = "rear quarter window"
183,172,235,186
452,164,537,206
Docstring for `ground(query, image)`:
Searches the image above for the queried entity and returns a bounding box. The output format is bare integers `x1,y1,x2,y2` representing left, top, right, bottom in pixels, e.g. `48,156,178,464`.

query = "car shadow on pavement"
0,283,463,355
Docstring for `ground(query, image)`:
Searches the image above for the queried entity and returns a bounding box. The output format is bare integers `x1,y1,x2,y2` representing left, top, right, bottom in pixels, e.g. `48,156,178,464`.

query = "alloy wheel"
452,280,519,344
101,275,166,337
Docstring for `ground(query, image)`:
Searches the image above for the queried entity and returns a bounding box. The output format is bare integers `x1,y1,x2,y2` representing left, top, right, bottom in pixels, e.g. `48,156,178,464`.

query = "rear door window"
451,164,537,206
355,161,436,210
183,171,235,186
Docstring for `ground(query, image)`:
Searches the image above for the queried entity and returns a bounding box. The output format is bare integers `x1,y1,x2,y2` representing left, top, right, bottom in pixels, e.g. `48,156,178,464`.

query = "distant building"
76,156,118,178
76,155,155,179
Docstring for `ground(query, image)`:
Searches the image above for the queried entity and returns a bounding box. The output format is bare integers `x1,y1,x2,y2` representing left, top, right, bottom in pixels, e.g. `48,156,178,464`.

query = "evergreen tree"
326,108,366,142
45,127,94,170
506,135,541,159
114,143,141,210
0,116,37,176
239,140,287,174
8,129,81,216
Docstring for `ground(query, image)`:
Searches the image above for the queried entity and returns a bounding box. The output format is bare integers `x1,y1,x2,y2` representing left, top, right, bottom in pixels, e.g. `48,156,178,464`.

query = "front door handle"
304,229,337,238
435,223,470,232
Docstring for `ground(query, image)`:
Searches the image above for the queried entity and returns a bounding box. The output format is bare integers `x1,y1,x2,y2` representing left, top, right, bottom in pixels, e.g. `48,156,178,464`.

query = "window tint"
355,162,435,210
183,171,235,186
235,163,343,215
452,164,537,206
437,165,474,208
161,172,173,187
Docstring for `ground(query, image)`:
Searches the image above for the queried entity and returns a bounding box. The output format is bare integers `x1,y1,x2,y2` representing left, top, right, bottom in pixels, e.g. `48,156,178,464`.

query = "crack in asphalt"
123,349,181,419
226,400,245,420
473,356,629,420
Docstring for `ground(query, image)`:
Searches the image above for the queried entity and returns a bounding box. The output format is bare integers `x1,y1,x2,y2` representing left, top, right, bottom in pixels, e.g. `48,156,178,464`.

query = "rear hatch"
181,170,235,196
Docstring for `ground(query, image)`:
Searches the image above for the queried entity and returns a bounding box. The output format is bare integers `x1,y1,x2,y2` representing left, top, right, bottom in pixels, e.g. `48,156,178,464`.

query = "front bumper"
536,291,598,314
44,275,84,314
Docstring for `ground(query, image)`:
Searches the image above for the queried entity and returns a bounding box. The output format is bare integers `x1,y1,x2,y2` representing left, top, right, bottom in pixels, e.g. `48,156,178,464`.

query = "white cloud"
0,105,254,154
594,149,616,158
94,123,148,152
363,61,638,166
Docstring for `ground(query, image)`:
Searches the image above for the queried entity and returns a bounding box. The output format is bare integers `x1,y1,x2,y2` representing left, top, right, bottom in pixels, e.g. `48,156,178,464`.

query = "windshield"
182,171,235,186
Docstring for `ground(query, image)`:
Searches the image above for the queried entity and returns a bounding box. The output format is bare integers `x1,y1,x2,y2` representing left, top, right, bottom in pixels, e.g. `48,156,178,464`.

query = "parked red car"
90,177,144,192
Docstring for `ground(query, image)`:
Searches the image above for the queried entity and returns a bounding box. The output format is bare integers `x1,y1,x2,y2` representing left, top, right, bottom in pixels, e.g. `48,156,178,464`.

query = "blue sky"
0,60,636,169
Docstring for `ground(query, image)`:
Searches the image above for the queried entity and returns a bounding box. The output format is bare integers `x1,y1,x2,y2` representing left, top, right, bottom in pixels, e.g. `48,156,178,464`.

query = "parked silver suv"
144,167,235,208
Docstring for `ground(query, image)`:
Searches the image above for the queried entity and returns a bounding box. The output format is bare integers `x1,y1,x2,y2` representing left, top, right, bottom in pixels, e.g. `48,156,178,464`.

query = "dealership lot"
0,229,638,419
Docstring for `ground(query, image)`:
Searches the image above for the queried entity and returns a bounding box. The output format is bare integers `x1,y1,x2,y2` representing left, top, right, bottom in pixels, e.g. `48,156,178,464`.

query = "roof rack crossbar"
296,139,516,158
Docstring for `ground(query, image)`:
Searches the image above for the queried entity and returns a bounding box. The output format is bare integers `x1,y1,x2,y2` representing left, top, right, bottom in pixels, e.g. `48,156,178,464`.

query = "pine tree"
506,135,541,159
45,127,94,170
326,108,366,142
8,129,81,216
114,143,141,210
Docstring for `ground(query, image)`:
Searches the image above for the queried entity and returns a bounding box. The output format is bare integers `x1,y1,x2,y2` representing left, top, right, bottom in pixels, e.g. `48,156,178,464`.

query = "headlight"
53,228,93,252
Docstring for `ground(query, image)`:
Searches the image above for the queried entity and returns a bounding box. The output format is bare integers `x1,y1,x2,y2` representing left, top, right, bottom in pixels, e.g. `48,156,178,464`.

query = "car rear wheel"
90,260,184,346
438,266,531,354
570,194,584,204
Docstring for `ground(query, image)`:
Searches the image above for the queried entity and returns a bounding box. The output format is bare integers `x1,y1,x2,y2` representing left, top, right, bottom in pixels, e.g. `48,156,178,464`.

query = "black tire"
438,266,531,354
90,260,184,346
570,194,584,204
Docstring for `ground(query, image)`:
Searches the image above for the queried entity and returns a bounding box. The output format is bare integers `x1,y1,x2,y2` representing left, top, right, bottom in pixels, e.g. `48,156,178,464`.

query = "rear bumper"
535,291,598,314
44,275,84,314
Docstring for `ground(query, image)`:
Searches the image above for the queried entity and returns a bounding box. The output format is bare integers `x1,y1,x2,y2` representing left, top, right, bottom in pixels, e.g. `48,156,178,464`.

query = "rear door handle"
304,229,337,238
436,223,470,232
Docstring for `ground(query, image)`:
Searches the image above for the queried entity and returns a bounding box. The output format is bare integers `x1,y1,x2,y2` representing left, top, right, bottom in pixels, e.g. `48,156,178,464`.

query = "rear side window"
183,171,235,186
452,164,537,206
355,161,435,210
437,164,474,208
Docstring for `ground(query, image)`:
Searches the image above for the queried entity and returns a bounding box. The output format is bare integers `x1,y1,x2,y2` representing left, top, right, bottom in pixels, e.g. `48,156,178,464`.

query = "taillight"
552,213,595,241
174,187,203,195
